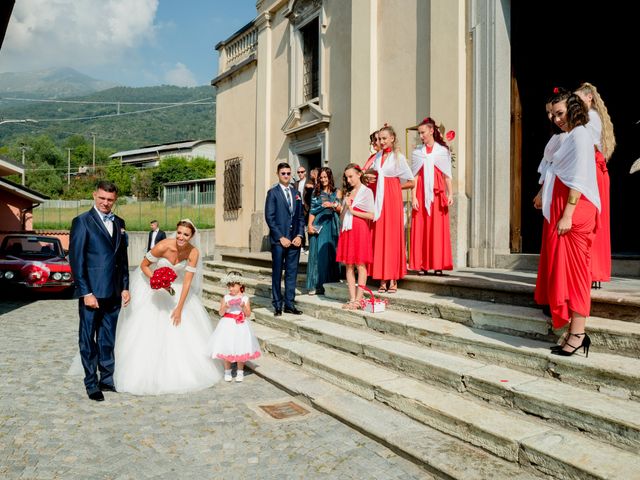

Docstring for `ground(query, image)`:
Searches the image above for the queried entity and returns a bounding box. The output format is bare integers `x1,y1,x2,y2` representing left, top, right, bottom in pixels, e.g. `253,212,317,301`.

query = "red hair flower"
553,87,559,94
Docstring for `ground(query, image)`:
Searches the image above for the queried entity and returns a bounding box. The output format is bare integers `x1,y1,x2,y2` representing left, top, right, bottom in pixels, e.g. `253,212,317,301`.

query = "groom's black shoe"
284,306,303,315
274,309,282,317
88,391,105,402
98,383,117,393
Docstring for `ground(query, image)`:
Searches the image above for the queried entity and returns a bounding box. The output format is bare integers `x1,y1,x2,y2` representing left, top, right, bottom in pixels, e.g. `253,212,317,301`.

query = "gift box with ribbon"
357,284,387,313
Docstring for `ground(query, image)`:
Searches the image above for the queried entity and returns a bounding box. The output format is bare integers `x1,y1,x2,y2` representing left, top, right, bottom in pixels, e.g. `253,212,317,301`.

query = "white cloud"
0,0,159,72
164,62,197,87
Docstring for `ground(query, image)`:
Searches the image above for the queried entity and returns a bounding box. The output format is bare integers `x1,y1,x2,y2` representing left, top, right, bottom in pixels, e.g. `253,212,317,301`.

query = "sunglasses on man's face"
279,171,292,176
297,170,306,174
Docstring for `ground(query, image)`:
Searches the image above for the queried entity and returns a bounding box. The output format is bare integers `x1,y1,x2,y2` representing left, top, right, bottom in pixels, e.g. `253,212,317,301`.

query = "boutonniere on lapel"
120,228,126,235
295,194,301,201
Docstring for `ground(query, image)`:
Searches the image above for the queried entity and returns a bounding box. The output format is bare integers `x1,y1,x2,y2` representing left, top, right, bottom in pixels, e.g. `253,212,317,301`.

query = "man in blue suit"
69,180,130,401
265,162,305,316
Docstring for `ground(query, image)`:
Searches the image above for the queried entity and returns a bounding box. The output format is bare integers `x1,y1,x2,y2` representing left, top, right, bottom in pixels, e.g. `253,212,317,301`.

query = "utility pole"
90,132,96,171
67,148,71,185
20,145,26,186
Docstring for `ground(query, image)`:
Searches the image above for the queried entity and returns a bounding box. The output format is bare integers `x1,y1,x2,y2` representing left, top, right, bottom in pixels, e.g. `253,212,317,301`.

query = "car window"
1,237,63,256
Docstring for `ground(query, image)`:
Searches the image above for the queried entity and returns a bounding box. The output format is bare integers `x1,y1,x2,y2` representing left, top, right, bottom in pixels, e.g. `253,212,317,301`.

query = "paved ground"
0,296,431,480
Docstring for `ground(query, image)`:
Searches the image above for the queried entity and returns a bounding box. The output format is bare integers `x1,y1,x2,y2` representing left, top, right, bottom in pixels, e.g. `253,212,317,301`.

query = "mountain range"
0,67,118,99
0,68,216,152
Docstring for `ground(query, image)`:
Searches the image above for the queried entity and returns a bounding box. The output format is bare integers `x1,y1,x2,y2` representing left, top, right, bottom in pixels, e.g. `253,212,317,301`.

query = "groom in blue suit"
265,162,305,316
69,180,130,401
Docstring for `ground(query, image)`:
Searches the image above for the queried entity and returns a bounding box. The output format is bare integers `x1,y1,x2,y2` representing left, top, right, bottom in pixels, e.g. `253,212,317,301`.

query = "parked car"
0,234,74,294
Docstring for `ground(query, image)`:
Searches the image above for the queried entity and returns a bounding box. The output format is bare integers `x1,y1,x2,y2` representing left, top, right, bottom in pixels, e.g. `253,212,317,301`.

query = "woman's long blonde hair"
576,82,616,161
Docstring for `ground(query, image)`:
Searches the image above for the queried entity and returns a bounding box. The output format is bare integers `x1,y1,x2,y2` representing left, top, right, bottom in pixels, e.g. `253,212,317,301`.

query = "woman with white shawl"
335,164,375,309
409,117,454,275
534,90,600,358
369,125,415,293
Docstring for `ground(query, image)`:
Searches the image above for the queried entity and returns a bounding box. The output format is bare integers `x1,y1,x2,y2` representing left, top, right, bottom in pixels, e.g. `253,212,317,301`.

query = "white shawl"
537,133,566,184
372,151,414,221
341,185,374,232
540,125,600,222
411,143,452,215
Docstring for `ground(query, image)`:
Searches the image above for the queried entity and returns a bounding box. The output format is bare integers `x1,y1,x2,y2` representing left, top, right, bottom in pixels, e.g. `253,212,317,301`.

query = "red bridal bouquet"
150,267,177,295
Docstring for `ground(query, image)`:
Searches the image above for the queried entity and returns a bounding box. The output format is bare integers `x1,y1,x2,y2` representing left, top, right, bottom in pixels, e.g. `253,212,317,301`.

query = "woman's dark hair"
342,163,364,196
369,130,379,145
176,220,196,235
313,167,336,196
549,88,589,130
418,117,450,150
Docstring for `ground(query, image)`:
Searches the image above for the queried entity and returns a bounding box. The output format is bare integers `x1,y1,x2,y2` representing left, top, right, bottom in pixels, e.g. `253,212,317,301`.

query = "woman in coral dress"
409,117,453,275
369,124,414,293
336,163,374,309
575,82,616,289
535,90,600,357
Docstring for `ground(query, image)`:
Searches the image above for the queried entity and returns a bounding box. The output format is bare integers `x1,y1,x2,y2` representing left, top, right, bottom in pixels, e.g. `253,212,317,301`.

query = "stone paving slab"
0,298,431,479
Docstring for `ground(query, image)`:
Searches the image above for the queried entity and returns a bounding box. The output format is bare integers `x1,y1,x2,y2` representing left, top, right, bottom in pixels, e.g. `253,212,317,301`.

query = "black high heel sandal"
550,332,568,351
591,281,601,290
551,333,591,357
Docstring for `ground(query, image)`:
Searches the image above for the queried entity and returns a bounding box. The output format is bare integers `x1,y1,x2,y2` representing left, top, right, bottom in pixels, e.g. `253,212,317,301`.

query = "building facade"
212,0,638,267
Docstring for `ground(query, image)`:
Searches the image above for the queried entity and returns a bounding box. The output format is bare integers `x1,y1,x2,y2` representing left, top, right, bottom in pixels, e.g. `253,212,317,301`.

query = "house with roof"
0,156,49,234
109,139,216,169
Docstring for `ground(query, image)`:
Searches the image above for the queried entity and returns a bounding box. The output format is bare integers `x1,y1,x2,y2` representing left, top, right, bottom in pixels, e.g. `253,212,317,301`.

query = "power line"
1,97,216,106
17,98,215,123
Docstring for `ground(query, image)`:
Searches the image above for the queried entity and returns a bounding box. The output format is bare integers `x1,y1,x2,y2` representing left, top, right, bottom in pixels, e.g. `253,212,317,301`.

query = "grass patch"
34,202,215,231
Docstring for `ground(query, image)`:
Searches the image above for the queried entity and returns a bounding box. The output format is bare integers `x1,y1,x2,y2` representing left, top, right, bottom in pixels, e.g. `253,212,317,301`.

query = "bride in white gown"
113,219,223,395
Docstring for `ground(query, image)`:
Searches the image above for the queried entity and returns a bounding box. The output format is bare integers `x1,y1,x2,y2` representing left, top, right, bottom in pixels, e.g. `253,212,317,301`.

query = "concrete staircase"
202,252,640,480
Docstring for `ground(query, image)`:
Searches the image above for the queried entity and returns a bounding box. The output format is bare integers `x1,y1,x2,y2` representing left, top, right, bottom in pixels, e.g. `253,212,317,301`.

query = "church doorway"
510,1,639,256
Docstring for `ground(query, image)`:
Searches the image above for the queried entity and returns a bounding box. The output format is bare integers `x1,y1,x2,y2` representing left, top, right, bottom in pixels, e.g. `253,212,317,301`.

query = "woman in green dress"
306,167,341,294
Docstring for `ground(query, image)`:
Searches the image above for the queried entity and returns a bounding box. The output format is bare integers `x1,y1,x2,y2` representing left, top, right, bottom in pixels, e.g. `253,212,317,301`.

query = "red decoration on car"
150,266,178,295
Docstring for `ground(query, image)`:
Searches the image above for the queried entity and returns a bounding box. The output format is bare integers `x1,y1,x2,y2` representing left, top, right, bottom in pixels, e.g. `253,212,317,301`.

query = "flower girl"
207,271,261,382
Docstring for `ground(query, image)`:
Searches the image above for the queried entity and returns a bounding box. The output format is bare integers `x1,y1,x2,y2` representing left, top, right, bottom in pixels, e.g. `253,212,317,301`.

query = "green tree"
131,169,154,199
105,160,137,196
27,160,64,197
189,156,216,179
151,156,191,197
62,175,99,200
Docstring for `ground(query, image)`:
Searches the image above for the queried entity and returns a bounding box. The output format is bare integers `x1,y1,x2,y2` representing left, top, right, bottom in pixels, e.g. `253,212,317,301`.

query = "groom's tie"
285,188,293,213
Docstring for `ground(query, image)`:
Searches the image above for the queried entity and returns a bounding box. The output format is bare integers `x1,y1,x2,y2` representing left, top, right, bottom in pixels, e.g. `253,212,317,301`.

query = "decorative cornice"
211,54,257,87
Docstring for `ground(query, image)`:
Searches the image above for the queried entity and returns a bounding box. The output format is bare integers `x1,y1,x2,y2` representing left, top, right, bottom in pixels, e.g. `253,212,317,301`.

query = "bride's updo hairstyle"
176,219,197,235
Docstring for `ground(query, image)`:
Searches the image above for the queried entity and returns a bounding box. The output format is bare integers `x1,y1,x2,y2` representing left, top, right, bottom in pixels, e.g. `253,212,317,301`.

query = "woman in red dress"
575,82,616,290
336,163,374,309
369,125,414,293
409,117,453,275
535,89,600,357
363,129,381,188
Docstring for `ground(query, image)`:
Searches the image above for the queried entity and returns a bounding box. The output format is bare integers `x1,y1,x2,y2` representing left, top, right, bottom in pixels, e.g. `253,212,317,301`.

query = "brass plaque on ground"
259,401,309,419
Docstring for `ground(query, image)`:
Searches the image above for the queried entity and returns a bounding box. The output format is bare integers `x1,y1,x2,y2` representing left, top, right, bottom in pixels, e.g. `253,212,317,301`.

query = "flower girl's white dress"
206,294,261,362
113,258,223,395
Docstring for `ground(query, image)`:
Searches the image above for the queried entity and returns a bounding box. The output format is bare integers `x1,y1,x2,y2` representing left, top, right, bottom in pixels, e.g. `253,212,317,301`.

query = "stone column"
251,12,273,252
467,0,511,267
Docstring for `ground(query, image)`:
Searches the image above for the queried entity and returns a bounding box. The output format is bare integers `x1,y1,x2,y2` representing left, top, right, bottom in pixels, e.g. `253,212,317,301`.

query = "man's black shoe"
98,383,117,392
88,391,105,402
274,309,282,317
284,307,303,315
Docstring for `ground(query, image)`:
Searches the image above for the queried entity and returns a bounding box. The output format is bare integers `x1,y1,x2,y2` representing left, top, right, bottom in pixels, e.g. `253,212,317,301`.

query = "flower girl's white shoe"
235,370,244,382
224,370,233,382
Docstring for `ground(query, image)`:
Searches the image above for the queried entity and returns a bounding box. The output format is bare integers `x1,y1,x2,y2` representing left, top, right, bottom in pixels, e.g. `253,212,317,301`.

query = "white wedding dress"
113,258,223,395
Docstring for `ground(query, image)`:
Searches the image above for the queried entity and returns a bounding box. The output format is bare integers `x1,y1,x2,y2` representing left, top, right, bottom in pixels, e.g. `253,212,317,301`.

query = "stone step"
322,282,640,359
203,263,307,290
214,253,640,321
247,354,543,480
202,272,640,360
243,319,640,480
242,305,640,452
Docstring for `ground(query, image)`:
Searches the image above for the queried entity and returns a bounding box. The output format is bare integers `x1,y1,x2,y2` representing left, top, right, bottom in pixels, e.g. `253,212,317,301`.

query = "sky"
0,0,257,87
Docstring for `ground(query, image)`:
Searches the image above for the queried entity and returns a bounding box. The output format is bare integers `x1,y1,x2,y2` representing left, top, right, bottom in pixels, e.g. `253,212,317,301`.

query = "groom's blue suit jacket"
69,208,130,299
